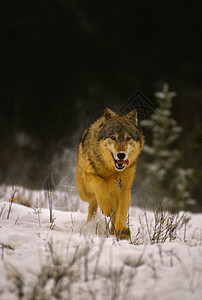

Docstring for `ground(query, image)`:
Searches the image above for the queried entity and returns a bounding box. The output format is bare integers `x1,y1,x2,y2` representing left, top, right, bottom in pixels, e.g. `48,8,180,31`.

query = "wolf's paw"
115,227,131,240
101,207,113,217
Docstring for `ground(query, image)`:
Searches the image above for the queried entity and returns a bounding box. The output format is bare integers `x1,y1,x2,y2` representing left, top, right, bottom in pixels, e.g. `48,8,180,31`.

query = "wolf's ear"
104,108,117,119
126,109,138,125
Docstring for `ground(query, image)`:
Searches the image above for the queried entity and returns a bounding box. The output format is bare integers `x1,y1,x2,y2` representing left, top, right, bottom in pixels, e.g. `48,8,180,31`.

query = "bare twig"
0,203,6,218
0,243,14,260
143,207,152,242
32,201,41,228
7,186,19,219
49,213,56,230
14,215,20,225
44,172,55,224
93,239,105,280
84,238,89,282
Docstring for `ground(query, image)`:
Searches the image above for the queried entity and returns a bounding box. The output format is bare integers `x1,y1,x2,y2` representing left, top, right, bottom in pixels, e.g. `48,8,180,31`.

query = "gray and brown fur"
76,108,144,239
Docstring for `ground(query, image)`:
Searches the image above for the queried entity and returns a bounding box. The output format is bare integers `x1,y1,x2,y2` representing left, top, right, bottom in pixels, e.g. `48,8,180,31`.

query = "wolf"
76,108,144,239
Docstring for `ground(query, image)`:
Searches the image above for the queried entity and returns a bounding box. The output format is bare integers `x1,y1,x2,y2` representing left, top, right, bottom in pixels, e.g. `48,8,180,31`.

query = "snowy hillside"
0,186,202,300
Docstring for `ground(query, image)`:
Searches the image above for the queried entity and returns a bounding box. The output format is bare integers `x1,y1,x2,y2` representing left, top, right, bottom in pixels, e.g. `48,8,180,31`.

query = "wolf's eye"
126,136,131,141
110,136,116,141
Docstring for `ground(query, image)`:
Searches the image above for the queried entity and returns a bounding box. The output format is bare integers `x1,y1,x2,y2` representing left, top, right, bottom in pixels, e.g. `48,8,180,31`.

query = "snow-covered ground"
0,186,202,300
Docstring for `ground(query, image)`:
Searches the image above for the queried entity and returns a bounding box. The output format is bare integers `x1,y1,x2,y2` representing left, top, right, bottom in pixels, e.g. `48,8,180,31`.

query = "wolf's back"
77,116,105,173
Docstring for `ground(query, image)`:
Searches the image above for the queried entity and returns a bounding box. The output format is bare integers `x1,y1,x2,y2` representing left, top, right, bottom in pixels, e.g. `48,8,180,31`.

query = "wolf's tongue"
117,159,129,165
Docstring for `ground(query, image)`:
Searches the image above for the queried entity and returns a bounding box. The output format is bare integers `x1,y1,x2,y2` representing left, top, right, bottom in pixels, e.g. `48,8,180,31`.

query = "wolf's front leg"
86,174,112,217
87,197,98,223
77,179,98,223
115,188,131,240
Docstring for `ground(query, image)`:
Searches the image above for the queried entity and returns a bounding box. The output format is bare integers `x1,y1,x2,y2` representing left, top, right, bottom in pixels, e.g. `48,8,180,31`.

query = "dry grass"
133,201,190,245
7,186,19,219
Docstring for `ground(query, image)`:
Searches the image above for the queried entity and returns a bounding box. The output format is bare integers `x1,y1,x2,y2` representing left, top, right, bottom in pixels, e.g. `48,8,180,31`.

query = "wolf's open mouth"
112,154,129,171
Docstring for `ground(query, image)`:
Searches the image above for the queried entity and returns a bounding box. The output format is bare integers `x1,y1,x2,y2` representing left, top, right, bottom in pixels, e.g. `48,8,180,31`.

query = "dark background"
0,1,201,208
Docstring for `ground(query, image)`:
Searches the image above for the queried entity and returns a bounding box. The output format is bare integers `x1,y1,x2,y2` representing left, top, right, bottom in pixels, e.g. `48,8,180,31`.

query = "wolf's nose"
117,152,126,160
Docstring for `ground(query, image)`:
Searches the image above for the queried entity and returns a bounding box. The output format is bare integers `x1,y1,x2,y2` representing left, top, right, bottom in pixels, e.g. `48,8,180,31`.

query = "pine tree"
140,83,195,209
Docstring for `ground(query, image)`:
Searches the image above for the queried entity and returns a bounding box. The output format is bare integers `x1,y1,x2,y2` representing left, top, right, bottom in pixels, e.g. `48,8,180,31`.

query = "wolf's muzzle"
117,152,126,160
112,152,129,171
114,151,128,161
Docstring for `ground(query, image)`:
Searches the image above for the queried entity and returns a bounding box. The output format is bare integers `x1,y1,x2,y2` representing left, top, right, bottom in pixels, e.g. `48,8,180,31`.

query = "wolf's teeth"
115,163,125,170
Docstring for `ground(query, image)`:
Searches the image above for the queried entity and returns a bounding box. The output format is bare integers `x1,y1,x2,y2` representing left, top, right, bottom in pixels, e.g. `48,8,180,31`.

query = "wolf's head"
98,108,144,172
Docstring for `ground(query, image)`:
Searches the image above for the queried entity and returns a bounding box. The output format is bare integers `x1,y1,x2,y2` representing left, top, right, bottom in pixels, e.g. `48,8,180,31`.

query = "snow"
0,187,202,300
